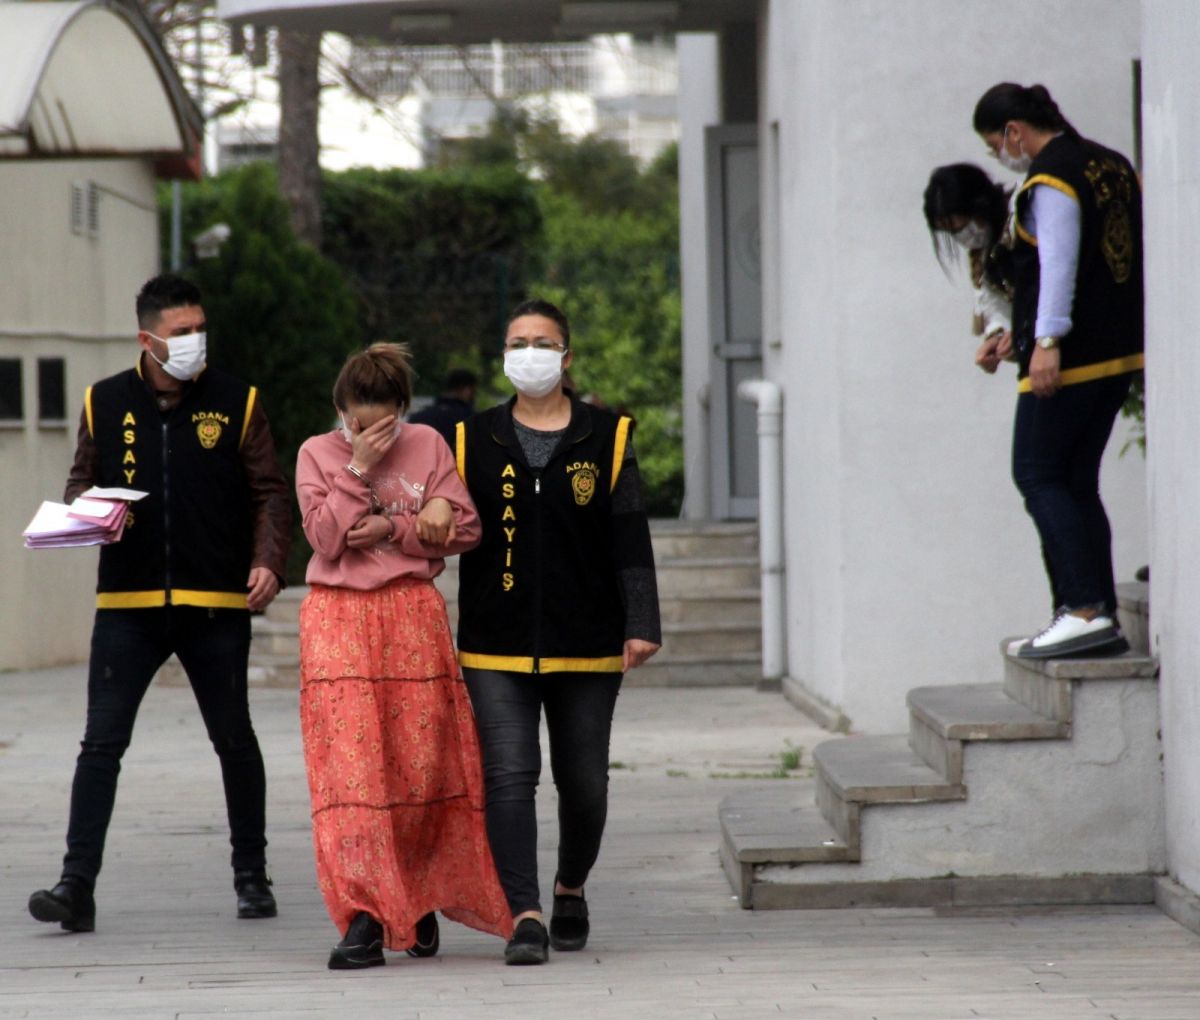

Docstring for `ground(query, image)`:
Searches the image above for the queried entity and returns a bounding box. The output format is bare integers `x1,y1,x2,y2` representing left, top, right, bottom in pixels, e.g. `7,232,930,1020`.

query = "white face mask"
147,330,207,381
339,413,402,443
995,126,1032,174
952,221,991,250
503,347,565,398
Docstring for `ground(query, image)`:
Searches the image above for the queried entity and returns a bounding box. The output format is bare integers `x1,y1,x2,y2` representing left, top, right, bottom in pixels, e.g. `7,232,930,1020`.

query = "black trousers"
1011,373,1132,615
61,607,267,886
462,667,622,917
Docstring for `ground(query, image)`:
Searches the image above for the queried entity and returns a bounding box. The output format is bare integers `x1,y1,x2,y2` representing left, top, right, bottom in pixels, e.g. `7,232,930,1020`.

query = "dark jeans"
61,607,267,887
1011,373,1132,615
462,668,622,917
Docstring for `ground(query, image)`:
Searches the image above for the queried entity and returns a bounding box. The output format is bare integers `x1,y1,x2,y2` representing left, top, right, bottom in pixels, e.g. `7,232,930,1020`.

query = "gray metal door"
705,124,761,520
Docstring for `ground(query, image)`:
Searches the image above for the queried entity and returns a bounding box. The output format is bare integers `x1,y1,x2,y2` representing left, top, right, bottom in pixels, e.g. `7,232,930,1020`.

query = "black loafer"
29,878,95,933
234,870,277,919
329,911,385,970
549,891,589,951
504,916,549,965
406,911,440,958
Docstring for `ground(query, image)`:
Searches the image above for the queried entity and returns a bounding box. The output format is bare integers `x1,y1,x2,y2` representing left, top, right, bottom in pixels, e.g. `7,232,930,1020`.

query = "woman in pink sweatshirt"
295,343,511,970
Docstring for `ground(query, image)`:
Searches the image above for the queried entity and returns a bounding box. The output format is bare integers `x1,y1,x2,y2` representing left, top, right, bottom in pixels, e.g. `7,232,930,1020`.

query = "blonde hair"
332,342,414,413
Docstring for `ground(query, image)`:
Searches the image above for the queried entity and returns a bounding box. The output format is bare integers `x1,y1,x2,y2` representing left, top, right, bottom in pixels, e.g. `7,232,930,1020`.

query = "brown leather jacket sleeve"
64,407,95,503
242,398,292,584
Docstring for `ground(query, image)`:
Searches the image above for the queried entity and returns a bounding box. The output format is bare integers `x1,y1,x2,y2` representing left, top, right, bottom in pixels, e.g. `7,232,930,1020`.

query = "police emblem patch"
571,467,596,506
196,420,222,449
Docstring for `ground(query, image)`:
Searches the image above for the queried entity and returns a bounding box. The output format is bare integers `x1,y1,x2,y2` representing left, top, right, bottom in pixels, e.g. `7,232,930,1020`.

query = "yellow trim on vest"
539,655,625,673
240,387,257,449
457,652,624,674
96,589,249,610
611,416,631,492
84,386,94,437
1017,353,1144,394
97,590,167,609
459,652,534,672
1015,174,1078,247
455,420,467,483
1021,173,1079,204
173,589,250,609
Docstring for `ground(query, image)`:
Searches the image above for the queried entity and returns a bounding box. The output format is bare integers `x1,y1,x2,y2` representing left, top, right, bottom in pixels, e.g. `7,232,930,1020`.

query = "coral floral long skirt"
299,579,512,951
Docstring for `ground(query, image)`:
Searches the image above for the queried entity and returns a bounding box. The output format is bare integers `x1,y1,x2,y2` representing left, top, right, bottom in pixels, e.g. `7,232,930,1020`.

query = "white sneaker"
1016,611,1125,659
1006,636,1030,656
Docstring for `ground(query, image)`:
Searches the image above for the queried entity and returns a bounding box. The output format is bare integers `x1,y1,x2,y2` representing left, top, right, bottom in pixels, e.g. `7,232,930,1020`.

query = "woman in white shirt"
923,163,1015,373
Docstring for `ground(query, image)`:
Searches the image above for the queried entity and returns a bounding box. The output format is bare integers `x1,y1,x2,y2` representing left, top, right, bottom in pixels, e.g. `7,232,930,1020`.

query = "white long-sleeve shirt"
1022,184,1081,338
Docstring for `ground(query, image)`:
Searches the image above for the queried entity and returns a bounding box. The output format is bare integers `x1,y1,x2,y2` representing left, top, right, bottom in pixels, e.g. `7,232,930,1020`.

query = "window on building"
0,358,23,420
38,358,66,422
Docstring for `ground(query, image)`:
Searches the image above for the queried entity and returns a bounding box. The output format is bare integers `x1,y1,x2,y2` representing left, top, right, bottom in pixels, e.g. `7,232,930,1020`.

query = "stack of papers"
22,489,148,549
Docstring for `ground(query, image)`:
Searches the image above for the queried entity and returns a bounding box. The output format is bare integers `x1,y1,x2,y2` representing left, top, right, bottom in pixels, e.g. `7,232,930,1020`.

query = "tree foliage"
528,190,682,516
320,164,542,393
448,112,683,514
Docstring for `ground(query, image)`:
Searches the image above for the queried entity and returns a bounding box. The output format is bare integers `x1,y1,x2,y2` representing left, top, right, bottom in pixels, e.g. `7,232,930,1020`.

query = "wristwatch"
1035,335,1060,350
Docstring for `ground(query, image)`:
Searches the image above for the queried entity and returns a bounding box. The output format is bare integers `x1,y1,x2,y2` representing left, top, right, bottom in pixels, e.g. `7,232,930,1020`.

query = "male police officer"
29,274,292,932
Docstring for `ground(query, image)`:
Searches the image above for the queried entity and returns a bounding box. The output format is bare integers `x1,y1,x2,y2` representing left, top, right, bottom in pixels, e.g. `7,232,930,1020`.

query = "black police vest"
454,398,631,673
86,364,255,609
1011,132,1144,389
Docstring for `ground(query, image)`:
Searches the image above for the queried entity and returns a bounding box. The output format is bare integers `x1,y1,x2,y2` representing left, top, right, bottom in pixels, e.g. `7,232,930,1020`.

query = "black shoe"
504,917,549,966
406,911,440,958
28,878,95,933
234,870,277,919
328,911,385,970
549,890,589,951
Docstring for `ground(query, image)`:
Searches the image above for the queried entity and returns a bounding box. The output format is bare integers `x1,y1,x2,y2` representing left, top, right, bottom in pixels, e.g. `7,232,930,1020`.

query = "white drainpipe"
736,379,785,683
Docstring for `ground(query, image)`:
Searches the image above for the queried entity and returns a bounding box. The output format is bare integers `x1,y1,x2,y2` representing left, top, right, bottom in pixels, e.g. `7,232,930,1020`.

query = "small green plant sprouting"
708,742,807,780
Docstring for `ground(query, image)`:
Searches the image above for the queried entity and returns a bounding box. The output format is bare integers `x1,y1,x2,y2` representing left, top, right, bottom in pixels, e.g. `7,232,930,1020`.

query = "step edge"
814,735,965,803
906,685,1071,741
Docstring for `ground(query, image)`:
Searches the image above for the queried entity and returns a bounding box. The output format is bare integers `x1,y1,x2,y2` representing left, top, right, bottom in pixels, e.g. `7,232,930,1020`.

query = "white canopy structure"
0,0,202,176
216,0,741,41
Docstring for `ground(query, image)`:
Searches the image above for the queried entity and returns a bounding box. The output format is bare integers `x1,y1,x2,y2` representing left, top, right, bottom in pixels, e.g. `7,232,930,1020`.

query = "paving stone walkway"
2,665,1197,1019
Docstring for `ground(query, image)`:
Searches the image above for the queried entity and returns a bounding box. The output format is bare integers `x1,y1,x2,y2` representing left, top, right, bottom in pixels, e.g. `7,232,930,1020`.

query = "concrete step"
624,653,762,687
247,652,300,688
1002,644,1158,723
720,649,1163,911
658,588,760,625
650,521,759,560
730,867,1156,912
1117,580,1150,655
906,683,1069,781
814,733,966,808
251,618,299,656
720,789,854,907
659,620,760,657
654,558,760,596
813,733,966,849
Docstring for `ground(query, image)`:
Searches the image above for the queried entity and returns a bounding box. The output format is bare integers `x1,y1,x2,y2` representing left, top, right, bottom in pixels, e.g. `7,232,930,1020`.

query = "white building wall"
677,33,721,520
0,159,159,669
1142,0,1200,897
760,0,1146,731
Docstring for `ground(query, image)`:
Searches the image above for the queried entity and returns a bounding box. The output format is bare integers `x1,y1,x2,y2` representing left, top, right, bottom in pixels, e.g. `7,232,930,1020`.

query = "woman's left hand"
346,514,393,548
1028,345,1062,397
415,497,456,545
622,638,661,672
